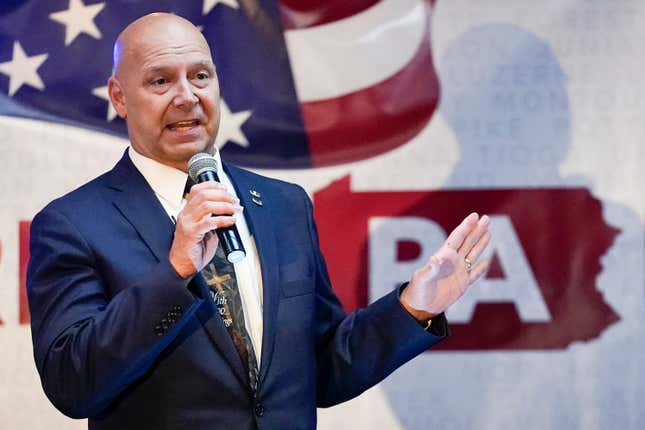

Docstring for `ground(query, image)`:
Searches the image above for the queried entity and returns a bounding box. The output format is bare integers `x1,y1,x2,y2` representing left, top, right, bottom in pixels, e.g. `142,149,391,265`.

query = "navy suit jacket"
27,150,447,429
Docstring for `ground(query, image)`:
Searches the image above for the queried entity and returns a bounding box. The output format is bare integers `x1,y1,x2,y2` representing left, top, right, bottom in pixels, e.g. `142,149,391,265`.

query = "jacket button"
254,403,265,417
173,305,183,313
154,325,164,336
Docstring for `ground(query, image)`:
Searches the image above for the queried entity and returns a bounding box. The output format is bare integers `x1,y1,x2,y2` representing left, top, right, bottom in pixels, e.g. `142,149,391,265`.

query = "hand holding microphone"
169,153,246,278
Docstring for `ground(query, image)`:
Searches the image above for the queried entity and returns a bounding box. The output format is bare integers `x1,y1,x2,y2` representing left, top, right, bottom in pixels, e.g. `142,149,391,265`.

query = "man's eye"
196,72,209,80
151,78,167,85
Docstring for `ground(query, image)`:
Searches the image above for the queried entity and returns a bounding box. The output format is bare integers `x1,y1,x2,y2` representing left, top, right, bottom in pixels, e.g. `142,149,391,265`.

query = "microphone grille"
188,153,218,182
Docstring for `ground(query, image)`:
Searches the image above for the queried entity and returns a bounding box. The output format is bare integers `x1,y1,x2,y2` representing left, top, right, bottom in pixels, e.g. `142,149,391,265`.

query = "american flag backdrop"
0,0,438,168
1,1,645,429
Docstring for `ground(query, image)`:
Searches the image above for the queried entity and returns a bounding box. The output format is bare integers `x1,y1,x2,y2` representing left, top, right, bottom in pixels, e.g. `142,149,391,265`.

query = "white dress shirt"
129,147,264,363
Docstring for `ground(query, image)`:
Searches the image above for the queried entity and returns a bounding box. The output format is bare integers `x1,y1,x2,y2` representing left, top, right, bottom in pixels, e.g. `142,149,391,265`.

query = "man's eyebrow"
142,61,216,75
142,65,170,75
193,60,216,70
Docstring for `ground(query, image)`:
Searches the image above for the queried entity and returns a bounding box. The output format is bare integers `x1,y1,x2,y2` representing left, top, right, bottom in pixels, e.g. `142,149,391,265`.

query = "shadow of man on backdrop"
380,23,644,429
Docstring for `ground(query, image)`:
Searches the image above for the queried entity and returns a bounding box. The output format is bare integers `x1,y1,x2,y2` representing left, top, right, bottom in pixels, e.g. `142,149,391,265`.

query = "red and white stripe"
281,0,439,166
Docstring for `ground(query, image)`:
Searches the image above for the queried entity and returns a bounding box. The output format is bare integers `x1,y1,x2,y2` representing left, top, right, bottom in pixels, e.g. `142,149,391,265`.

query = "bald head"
113,13,211,77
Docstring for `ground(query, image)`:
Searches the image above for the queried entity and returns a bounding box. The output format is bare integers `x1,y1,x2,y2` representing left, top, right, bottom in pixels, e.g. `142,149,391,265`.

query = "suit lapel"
107,150,175,261
224,163,280,386
107,151,249,387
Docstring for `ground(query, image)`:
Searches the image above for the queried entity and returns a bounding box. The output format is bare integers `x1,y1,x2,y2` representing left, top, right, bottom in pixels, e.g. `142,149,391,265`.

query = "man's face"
109,19,220,171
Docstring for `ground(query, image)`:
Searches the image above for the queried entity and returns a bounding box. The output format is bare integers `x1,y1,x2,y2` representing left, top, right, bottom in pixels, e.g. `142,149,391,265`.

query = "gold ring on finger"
464,257,473,271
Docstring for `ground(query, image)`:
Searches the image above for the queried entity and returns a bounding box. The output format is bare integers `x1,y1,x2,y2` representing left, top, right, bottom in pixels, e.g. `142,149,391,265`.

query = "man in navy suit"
27,13,491,429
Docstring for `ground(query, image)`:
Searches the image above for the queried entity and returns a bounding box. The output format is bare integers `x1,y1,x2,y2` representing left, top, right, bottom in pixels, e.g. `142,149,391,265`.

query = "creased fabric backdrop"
0,0,643,429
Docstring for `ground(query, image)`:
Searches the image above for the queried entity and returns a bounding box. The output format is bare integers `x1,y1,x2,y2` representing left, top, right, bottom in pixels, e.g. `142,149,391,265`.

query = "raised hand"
400,212,491,320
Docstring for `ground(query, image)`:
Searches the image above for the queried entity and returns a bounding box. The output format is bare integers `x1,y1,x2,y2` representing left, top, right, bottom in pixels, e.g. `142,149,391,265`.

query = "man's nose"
172,78,198,110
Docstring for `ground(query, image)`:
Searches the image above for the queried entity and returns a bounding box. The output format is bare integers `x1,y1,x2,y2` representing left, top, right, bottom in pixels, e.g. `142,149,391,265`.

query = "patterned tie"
201,235,259,393
184,177,258,391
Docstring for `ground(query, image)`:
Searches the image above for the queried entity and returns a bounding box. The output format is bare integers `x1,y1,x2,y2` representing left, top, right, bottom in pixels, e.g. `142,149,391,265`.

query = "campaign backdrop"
1,1,643,428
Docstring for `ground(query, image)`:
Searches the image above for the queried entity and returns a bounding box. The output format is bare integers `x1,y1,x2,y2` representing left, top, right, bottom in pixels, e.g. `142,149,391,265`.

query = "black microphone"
187,153,246,263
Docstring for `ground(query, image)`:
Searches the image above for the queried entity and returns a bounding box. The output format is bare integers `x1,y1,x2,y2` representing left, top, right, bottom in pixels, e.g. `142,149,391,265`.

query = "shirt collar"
128,146,225,208
128,147,187,213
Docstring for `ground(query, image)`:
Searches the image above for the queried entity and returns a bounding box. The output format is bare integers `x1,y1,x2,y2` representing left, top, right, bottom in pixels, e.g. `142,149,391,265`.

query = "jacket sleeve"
298,187,449,407
27,206,204,418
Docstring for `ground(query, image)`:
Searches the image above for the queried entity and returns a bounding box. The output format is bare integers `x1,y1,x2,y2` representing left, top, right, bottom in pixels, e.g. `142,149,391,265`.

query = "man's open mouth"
167,120,200,131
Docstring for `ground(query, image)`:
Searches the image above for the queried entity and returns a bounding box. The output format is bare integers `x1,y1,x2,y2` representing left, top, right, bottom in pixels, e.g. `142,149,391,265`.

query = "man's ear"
108,76,127,119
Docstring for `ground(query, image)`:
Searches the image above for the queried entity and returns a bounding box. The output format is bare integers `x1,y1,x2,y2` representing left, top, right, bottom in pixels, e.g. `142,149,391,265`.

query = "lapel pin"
252,197,263,206
250,189,261,198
